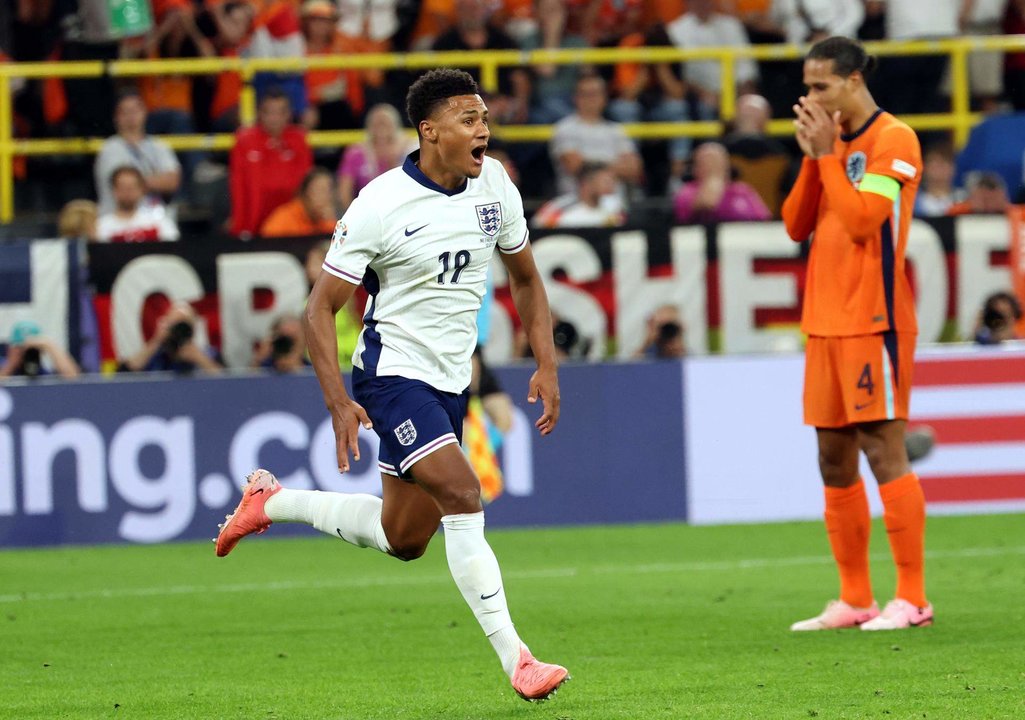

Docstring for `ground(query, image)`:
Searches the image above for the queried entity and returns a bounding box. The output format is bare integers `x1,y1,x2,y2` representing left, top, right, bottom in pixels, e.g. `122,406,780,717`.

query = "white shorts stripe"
398,433,459,474
378,462,400,477
882,344,895,420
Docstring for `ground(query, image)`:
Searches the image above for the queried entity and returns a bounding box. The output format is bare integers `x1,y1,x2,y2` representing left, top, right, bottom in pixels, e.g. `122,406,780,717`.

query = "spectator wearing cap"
229,88,314,237
94,91,182,213
96,166,180,243
1,321,81,380
260,167,338,237
301,0,366,130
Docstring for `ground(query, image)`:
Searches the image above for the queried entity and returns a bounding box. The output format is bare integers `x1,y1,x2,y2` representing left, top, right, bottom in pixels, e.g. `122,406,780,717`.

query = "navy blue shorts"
352,369,468,480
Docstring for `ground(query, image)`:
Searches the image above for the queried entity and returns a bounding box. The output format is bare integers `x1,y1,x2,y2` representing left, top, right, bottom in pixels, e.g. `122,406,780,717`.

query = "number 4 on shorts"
857,363,875,395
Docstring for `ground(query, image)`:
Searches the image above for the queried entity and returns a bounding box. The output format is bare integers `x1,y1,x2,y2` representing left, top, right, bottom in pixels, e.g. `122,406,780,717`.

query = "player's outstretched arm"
303,272,373,472
500,244,560,435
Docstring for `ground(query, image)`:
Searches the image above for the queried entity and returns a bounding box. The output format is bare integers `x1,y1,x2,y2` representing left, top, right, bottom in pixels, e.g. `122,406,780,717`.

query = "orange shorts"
803,333,916,428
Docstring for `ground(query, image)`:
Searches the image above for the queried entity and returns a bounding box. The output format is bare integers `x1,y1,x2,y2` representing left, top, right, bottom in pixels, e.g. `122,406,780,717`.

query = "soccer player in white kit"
215,69,569,702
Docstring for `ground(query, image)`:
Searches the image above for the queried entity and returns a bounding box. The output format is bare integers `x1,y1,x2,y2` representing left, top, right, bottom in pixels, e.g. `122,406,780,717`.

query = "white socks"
265,496,523,676
442,511,523,677
264,488,392,554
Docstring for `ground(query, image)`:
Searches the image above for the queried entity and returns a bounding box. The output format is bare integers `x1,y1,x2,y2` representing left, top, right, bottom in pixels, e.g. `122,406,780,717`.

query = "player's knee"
862,437,900,470
818,457,858,487
435,485,483,515
390,538,431,562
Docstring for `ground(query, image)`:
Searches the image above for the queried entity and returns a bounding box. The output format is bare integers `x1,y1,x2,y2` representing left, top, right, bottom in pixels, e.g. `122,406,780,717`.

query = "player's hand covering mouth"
471,144,487,165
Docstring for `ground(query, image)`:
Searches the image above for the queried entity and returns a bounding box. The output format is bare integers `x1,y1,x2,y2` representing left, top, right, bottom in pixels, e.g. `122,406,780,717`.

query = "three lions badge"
475,202,502,237
394,419,417,446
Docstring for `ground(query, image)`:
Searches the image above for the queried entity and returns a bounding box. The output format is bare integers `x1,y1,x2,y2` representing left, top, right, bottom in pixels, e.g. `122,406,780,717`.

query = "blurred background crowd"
0,0,1023,381
3,0,1025,241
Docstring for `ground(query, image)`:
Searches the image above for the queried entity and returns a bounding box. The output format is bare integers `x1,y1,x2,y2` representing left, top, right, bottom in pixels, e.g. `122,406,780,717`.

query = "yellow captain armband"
858,173,901,200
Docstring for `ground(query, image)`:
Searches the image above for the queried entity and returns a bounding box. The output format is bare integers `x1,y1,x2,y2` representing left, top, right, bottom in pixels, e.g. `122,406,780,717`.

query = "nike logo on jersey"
480,587,502,600
405,224,429,236
854,402,871,411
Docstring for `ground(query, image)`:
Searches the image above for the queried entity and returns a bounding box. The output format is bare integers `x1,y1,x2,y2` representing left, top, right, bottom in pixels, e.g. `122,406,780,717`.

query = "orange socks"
824,479,874,608
879,473,928,607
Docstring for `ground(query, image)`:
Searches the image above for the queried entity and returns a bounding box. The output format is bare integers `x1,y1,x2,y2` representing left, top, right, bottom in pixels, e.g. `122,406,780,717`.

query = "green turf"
2,513,1024,719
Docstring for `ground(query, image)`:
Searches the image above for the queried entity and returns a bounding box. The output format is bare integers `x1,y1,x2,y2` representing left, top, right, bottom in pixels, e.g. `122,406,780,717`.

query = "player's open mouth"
471,145,487,165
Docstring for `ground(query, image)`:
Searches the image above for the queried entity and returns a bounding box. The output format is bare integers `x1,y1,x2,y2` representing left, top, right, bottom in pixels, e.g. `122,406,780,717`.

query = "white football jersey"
323,151,528,393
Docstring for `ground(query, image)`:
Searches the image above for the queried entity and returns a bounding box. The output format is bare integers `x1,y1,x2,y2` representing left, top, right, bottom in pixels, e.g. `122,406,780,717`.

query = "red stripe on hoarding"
913,357,1025,387
909,415,1025,444
920,473,1025,502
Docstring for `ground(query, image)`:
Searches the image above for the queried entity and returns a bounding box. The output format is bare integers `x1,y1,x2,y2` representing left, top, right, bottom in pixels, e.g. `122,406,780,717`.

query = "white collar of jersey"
402,150,469,197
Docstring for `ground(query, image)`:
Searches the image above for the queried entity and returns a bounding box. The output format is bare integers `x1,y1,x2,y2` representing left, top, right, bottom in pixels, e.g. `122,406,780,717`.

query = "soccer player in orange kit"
782,37,932,631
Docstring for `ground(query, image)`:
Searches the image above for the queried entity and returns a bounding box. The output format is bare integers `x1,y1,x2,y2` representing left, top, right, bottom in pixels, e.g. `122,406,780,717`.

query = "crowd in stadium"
4,0,1025,235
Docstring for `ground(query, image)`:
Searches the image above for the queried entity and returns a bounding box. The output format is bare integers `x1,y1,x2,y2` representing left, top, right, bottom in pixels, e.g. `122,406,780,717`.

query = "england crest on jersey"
394,419,417,446
476,202,503,237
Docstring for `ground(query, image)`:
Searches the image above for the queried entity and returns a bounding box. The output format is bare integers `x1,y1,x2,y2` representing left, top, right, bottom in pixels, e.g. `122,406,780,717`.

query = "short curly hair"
405,69,480,135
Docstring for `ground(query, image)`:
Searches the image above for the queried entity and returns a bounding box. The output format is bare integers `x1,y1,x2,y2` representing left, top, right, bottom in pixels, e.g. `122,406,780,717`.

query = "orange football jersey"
782,110,922,337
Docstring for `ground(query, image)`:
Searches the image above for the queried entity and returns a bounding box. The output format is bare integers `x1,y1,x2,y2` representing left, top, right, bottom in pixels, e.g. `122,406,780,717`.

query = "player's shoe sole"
861,599,933,630
214,469,281,557
790,599,880,631
511,646,570,702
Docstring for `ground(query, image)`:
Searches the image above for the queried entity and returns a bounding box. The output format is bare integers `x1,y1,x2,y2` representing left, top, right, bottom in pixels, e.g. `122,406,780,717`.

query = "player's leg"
379,473,442,560
262,471,444,560
407,443,568,701
215,469,395,557
859,419,931,629
853,332,931,630
792,337,878,630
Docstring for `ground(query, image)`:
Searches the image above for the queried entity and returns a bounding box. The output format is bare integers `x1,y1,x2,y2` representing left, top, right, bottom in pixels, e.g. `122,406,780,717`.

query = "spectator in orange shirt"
260,167,339,237
127,6,217,186
229,88,314,237
193,0,258,131
301,0,365,130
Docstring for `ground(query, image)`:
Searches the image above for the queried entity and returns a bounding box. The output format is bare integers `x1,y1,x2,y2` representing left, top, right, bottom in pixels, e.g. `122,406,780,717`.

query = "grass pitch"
2,513,1024,719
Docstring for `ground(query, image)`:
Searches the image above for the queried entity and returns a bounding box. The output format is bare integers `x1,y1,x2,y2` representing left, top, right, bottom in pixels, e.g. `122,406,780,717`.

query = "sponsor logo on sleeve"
891,159,918,179
332,220,347,248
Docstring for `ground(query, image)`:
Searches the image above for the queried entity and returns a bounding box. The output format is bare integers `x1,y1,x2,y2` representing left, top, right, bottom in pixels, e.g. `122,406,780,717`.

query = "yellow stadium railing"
1,35,1024,223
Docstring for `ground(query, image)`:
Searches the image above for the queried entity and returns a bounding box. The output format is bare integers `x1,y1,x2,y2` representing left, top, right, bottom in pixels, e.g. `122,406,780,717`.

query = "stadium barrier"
0,213,1017,368
2,35,1025,221
1,345,1022,548
685,345,1025,524
0,362,688,547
